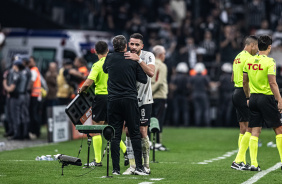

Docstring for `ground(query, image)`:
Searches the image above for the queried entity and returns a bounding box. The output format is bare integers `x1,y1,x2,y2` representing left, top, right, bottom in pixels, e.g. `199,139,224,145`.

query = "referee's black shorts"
232,87,249,122
249,94,282,128
92,95,108,122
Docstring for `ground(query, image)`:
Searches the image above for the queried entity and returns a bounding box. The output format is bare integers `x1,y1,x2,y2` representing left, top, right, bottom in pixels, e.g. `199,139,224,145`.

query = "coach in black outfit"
103,35,148,175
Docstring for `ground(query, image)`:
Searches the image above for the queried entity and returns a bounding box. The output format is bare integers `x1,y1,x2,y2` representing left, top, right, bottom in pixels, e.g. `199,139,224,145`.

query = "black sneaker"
231,161,245,170
124,151,129,166
241,163,251,171
250,165,261,171
134,167,149,176
112,169,120,175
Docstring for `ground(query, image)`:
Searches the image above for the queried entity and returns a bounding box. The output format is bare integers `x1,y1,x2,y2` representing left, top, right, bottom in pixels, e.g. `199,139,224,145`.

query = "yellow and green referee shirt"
88,57,108,95
243,54,276,95
233,50,253,87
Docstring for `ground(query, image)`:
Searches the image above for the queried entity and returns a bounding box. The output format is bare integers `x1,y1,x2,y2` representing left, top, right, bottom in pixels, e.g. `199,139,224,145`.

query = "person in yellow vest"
28,56,42,139
56,60,74,105
241,35,282,171
231,36,258,170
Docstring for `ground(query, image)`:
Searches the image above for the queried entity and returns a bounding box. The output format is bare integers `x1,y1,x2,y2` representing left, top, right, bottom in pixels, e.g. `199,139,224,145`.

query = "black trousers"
152,99,167,143
29,97,41,137
108,98,142,171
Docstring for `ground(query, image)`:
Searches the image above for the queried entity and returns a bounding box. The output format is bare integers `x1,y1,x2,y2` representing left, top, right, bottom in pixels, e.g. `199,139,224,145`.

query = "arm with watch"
124,52,155,77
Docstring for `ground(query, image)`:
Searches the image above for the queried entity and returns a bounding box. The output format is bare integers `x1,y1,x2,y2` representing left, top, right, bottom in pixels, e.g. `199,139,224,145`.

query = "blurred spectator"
20,56,31,139
270,0,282,29
51,0,65,25
199,30,219,64
29,56,42,139
219,3,237,25
190,63,211,126
247,0,266,30
3,60,23,139
56,60,74,105
113,3,129,35
217,63,234,126
170,0,186,26
269,24,282,66
125,12,147,36
151,45,168,150
255,19,273,36
272,24,282,48
170,62,190,126
158,2,175,24
179,37,198,68
220,25,238,63
199,15,220,41
45,62,58,106
74,57,89,89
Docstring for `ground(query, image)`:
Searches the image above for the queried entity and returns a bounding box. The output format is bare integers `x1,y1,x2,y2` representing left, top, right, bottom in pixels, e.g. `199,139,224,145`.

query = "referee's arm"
243,72,250,98
78,79,93,94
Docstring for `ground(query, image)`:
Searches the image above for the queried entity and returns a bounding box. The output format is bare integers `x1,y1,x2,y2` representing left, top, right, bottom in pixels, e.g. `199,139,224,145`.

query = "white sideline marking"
241,163,281,184
159,162,179,164
139,182,154,184
6,160,36,162
193,150,238,165
150,178,164,181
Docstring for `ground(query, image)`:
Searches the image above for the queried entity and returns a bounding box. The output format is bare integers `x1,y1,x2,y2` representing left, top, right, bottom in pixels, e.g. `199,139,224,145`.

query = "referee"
231,36,258,170
243,35,282,171
78,41,109,167
103,35,148,175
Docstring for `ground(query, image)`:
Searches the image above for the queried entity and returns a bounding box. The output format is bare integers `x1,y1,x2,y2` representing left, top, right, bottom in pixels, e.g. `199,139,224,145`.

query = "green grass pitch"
1,127,282,184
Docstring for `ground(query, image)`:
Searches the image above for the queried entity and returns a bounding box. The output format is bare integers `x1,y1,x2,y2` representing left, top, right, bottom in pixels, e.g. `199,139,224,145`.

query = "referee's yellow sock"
276,134,282,163
93,135,102,163
120,140,127,154
249,136,259,167
235,132,251,164
238,133,244,149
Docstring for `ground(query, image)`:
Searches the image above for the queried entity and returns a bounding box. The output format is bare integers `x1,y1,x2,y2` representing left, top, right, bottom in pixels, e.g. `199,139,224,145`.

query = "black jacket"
103,52,147,101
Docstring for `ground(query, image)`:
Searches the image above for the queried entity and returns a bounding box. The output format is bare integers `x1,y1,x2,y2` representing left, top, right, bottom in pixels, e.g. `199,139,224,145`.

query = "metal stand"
102,141,112,178
151,133,158,163
61,163,68,176
83,134,92,168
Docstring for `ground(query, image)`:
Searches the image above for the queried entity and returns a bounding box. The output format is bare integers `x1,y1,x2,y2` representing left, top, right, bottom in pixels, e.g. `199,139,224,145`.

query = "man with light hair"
151,45,168,150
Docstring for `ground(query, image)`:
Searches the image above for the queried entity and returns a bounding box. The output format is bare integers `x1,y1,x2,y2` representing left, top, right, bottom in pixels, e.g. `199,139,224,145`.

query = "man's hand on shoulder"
124,52,140,61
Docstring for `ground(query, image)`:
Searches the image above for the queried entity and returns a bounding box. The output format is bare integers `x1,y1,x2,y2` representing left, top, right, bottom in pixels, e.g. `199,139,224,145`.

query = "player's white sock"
142,136,150,168
126,136,135,168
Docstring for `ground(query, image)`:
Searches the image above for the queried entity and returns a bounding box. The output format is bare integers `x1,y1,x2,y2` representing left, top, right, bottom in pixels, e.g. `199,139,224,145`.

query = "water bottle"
40,155,47,161
267,141,273,147
46,155,54,161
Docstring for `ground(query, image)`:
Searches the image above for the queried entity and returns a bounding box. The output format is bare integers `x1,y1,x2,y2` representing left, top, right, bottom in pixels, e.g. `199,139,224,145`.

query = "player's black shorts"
139,104,152,127
249,94,282,128
92,95,108,122
232,87,249,122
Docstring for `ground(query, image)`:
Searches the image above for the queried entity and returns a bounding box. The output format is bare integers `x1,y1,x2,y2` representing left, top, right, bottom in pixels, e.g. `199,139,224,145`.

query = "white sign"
53,106,69,143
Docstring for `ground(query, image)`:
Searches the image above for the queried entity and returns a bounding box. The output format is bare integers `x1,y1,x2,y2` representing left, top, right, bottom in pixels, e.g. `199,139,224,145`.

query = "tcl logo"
247,63,263,70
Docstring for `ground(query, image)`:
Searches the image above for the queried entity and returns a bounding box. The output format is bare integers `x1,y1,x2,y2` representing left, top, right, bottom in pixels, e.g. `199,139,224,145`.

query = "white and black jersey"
136,50,155,107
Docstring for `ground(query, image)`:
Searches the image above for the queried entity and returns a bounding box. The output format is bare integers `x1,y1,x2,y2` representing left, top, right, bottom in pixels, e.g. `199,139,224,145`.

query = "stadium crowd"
1,0,282,136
